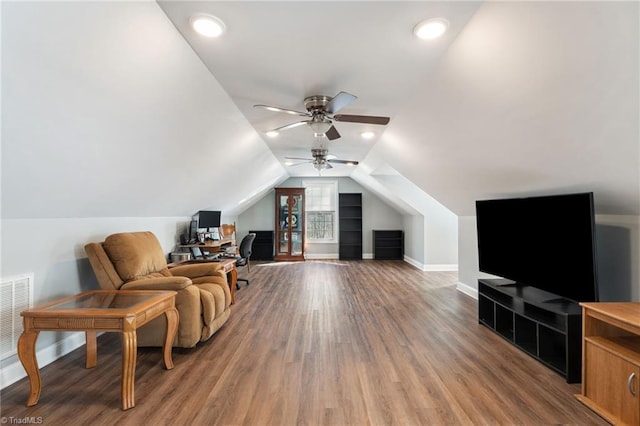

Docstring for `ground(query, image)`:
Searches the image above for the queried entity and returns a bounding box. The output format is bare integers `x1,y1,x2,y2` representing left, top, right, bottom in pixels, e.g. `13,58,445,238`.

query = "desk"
168,258,238,304
18,290,178,410
179,238,233,251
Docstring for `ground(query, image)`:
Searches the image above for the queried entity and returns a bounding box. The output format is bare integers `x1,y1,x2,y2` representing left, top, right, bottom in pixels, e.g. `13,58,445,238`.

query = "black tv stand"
478,278,582,383
544,297,575,305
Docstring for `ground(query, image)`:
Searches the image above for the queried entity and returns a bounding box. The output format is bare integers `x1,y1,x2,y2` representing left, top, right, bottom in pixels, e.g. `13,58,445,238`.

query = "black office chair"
235,233,256,289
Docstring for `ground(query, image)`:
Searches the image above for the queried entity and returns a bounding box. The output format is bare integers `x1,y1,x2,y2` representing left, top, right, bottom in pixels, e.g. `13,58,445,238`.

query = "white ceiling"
157,1,481,177
2,1,638,219
158,1,640,215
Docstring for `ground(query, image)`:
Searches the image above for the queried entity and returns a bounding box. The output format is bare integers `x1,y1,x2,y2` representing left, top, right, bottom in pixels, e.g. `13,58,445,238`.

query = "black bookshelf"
372,230,404,260
339,193,362,259
249,230,274,260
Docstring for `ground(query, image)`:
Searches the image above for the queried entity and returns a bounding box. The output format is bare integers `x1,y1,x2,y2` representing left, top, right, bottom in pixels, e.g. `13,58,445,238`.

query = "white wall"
0,217,189,387
0,1,284,388
238,177,404,259
456,215,640,302
2,1,286,220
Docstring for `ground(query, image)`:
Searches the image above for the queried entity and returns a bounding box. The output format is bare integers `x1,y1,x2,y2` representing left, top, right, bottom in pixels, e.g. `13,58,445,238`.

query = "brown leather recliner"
84,231,231,348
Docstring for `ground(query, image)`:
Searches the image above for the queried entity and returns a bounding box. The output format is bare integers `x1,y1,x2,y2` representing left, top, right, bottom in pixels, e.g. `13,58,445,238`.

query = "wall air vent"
1,274,34,360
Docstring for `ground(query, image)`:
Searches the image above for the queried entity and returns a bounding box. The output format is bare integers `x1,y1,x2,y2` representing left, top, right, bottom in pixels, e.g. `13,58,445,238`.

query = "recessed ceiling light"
190,14,226,38
266,131,279,138
413,18,449,40
361,131,375,139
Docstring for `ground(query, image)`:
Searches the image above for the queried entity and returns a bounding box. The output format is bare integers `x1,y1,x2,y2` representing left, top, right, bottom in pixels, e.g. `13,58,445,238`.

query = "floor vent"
1,274,34,360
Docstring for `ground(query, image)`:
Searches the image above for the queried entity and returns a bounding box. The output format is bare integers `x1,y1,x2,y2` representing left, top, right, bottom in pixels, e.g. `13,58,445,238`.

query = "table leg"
17,330,41,407
228,267,238,304
121,330,137,410
163,307,179,370
85,331,97,368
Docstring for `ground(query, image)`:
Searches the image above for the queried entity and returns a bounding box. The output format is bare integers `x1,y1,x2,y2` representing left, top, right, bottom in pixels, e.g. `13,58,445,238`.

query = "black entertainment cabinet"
478,278,582,383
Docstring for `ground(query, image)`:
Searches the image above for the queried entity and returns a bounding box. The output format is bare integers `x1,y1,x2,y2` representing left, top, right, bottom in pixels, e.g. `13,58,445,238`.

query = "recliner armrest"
169,263,224,279
120,276,192,291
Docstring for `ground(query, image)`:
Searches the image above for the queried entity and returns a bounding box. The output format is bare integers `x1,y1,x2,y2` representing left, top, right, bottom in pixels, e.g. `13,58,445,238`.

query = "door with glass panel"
275,187,305,261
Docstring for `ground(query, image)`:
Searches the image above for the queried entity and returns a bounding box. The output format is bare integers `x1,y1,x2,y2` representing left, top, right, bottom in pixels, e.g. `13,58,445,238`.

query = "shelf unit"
372,230,404,260
478,278,582,383
249,230,274,261
576,302,640,424
339,193,362,260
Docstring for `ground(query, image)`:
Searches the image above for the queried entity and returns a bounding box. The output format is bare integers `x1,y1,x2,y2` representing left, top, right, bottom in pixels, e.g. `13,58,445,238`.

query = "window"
304,180,337,243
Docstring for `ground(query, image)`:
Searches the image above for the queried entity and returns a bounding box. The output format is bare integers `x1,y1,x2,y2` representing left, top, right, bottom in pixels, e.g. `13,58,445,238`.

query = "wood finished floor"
1,260,607,425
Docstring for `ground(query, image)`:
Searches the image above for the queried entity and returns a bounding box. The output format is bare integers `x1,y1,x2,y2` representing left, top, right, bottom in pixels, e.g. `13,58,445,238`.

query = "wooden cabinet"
275,187,305,261
372,230,404,260
339,193,362,260
478,279,582,383
577,303,640,425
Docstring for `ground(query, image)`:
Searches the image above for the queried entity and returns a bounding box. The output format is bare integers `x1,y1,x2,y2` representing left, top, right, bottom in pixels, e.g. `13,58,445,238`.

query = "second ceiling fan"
286,149,359,171
254,91,390,140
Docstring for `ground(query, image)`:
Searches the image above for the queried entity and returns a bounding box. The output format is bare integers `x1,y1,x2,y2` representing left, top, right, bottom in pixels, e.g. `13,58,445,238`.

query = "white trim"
456,281,478,299
403,255,458,272
1,331,86,389
304,253,339,260
363,253,374,260
403,255,425,270
424,264,458,271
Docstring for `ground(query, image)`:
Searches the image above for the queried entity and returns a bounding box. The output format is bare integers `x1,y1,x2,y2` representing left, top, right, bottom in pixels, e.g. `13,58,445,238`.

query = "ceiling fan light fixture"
190,14,226,38
413,18,449,40
308,120,332,135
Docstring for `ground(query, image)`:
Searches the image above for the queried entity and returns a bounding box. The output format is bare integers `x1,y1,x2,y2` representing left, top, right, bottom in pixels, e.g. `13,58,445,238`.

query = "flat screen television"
198,210,221,230
475,192,599,303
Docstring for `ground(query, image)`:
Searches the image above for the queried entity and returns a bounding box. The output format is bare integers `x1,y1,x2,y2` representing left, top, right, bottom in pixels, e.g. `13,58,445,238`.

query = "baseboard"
0,332,85,389
456,281,478,299
304,253,340,260
403,255,458,272
305,253,376,260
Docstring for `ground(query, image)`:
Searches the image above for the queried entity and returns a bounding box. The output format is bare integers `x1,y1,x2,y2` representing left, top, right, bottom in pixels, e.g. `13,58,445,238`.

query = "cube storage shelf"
478,278,582,383
372,230,404,260
249,230,274,260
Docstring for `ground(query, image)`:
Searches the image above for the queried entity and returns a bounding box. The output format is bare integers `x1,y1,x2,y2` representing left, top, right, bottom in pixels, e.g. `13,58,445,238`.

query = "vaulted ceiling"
159,1,640,215
2,1,638,219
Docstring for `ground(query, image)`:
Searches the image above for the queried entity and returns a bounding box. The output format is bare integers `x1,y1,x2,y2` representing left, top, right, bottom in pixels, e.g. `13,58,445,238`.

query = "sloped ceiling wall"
3,1,638,221
361,1,639,216
2,1,287,220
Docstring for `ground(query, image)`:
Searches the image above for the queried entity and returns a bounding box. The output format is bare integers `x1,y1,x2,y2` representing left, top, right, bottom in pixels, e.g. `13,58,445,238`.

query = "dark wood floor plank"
1,260,606,425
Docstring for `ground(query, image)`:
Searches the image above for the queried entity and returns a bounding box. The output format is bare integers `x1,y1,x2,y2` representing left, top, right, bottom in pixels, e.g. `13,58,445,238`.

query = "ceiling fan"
286,148,359,172
254,91,390,140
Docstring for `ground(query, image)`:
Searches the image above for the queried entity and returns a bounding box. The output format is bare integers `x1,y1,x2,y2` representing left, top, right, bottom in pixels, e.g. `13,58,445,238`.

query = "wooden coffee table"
17,290,178,410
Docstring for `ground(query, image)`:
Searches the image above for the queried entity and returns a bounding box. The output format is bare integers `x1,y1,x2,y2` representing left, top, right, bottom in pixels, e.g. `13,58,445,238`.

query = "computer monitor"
198,210,221,230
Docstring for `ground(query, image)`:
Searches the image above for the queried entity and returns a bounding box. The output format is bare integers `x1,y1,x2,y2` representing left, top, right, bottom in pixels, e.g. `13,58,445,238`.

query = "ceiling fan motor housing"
304,95,332,113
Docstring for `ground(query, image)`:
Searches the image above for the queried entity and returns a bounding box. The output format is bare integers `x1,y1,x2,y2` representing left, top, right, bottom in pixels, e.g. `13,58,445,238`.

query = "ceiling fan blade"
254,104,310,117
285,156,314,161
285,160,313,167
271,120,310,132
328,159,359,165
325,92,357,114
333,114,390,125
325,125,341,141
